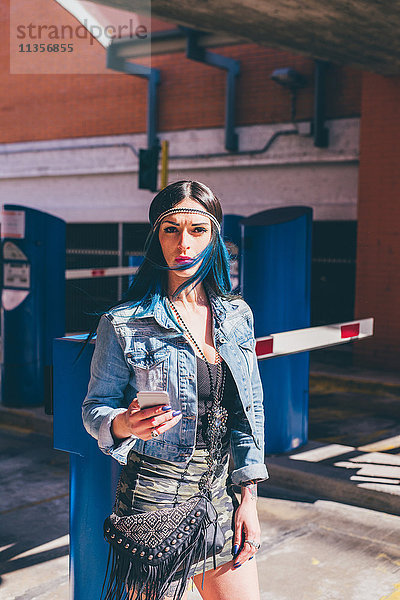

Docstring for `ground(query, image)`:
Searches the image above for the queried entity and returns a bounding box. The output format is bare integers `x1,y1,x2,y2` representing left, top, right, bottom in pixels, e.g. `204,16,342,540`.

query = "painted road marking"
334,462,400,479
358,435,400,452
10,534,70,561
350,475,400,484
349,452,400,466
289,444,355,462
357,482,400,496
379,582,400,600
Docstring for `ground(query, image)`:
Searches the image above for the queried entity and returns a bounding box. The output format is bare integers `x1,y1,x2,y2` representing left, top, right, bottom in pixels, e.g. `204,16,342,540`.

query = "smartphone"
137,390,170,409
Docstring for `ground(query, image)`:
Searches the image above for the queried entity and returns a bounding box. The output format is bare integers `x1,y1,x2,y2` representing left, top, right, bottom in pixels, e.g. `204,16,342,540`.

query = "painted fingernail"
249,557,254,561
172,410,181,417
234,563,241,569
233,544,239,555
161,406,172,411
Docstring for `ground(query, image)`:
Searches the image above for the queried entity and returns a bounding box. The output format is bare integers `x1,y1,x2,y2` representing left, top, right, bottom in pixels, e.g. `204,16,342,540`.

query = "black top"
195,355,242,454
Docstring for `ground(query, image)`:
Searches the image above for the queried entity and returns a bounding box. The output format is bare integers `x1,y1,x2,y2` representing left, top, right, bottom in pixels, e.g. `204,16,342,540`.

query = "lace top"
195,355,239,454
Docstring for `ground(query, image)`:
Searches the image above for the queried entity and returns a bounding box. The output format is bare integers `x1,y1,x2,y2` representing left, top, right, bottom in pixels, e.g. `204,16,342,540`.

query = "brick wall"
354,72,400,370
1,0,362,143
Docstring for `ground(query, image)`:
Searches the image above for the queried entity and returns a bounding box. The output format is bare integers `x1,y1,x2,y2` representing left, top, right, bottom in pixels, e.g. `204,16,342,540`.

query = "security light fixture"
270,68,307,90
270,67,308,122
270,63,329,147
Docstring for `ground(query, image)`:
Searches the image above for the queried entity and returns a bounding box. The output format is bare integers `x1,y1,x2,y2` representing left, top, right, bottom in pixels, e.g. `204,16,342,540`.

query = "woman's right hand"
111,398,182,441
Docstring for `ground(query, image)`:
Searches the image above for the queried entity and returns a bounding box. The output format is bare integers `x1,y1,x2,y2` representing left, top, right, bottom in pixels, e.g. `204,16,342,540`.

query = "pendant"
214,464,224,477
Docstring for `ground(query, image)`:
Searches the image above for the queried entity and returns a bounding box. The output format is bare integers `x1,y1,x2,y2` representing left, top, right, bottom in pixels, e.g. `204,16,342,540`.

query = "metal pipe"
0,129,298,164
183,26,240,152
0,141,139,158
314,60,329,148
117,222,123,300
169,129,298,159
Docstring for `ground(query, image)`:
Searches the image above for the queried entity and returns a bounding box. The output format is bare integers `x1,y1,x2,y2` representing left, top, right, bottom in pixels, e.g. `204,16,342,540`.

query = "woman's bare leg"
192,558,260,600
128,587,188,600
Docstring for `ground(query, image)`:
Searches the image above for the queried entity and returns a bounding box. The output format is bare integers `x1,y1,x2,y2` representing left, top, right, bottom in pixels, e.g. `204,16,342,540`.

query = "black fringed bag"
102,492,225,600
101,330,229,600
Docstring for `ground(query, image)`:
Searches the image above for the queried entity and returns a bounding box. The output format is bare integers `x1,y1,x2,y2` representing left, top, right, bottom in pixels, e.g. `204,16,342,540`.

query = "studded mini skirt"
115,447,239,593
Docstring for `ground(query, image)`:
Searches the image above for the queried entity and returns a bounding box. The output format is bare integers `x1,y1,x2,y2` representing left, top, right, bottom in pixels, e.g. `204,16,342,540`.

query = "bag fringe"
101,517,217,600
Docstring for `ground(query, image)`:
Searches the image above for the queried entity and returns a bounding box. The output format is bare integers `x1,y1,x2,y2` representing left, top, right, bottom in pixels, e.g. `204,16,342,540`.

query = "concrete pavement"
1,359,400,599
1,425,400,600
254,490,400,600
0,426,69,600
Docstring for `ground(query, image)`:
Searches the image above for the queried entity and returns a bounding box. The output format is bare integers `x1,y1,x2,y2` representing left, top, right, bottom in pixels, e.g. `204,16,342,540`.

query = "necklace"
167,298,221,365
166,296,228,489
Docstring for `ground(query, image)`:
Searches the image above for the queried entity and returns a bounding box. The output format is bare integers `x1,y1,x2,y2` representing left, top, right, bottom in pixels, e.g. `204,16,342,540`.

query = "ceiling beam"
85,0,400,75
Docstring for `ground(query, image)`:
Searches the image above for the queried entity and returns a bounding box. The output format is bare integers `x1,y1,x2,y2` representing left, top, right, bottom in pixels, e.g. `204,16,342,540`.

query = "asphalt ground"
309,363,400,448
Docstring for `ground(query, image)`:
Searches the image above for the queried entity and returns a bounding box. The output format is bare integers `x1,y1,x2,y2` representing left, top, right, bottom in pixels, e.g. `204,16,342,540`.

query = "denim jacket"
82,285,269,486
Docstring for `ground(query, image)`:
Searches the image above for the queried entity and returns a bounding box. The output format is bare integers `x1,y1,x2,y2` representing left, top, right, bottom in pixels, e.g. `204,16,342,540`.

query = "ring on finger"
244,539,260,550
151,428,160,438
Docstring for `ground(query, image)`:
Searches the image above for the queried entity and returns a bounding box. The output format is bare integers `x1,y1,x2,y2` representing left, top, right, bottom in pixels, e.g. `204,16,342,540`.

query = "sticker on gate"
3,262,30,289
3,241,28,260
1,210,26,239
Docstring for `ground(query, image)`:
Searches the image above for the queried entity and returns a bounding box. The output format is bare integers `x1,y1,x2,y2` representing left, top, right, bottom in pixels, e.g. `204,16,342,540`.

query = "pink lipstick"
175,256,193,264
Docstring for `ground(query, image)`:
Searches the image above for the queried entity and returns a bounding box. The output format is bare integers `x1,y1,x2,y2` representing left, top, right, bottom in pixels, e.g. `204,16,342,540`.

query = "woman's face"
158,198,213,283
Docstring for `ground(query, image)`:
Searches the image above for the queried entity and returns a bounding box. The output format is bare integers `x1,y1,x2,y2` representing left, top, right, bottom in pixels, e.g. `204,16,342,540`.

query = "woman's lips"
175,256,193,264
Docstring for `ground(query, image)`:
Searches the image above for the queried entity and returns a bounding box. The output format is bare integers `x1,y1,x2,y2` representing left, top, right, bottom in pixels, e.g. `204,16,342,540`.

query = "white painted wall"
0,118,359,223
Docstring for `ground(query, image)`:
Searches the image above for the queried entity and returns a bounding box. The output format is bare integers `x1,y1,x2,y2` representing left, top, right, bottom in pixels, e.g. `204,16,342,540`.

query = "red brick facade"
1,0,361,143
354,72,400,370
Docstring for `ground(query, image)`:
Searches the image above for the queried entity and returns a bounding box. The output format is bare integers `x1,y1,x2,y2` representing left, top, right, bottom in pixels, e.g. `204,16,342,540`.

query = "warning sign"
1,210,25,239
3,262,30,289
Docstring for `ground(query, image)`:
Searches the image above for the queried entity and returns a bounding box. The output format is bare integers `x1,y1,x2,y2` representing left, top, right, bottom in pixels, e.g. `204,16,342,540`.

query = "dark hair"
149,180,222,228
119,180,237,315
79,180,238,353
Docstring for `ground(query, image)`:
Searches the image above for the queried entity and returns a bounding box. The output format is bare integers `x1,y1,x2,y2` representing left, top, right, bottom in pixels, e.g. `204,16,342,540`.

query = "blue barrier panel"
241,206,313,454
1,205,65,407
222,214,243,293
53,336,120,600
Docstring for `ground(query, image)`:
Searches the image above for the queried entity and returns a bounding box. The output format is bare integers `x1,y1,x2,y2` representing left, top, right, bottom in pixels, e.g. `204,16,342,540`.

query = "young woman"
82,180,268,600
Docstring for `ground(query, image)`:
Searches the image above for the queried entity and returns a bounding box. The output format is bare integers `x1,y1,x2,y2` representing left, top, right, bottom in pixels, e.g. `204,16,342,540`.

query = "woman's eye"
164,226,178,233
193,227,208,233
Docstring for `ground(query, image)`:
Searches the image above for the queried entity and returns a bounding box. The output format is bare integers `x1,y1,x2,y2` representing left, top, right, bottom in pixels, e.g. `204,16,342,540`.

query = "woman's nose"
177,231,190,251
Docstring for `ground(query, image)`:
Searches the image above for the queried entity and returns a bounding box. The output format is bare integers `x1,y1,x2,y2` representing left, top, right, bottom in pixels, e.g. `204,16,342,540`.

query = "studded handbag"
102,490,225,600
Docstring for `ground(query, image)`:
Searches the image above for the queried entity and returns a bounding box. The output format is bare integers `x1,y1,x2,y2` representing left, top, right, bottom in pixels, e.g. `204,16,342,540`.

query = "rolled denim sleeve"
82,314,138,459
230,308,269,486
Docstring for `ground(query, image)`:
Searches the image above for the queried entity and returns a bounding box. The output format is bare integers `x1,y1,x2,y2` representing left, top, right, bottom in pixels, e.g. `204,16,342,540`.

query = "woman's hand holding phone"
111,392,182,441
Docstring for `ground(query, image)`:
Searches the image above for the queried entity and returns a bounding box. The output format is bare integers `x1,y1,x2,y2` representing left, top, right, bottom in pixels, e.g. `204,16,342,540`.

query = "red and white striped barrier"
255,318,374,360
66,266,140,280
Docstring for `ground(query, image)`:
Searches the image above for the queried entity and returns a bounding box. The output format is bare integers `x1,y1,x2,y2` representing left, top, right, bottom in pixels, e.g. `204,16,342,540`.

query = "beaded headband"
151,207,221,233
